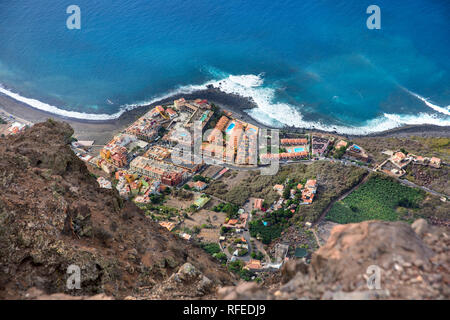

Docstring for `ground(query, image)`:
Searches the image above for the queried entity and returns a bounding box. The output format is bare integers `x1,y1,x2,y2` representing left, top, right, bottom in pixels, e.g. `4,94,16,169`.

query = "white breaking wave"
1,73,449,134
0,86,125,120
404,89,450,116
205,73,450,135
0,82,208,120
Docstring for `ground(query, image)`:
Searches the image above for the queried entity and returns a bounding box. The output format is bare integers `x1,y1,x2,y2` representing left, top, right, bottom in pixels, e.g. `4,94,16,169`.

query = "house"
301,188,315,204
97,177,112,189
130,156,186,186
110,146,128,167
290,189,297,198
296,183,303,190
215,115,230,132
299,179,318,204
254,198,264,210
98,159,114,174
414,155,426,164
134,195,150,204
154,105,165,114
165,107,177,119
280,138,308,145
273,184,284,195
346,144,369,162
174,97,186,108
179,232,192,241
244,259,262,271
335,140,348,150
159,221,176,232
392,151,406,162
7,122,26,135
390,151,412,169
187,180,207,191
429,157,441,168
194,181,207,190
305,179,317,190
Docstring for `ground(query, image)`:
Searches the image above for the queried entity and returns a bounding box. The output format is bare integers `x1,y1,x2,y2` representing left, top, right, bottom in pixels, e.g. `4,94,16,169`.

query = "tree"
201,243,221,255
213,252,228,264
238,249,248,256
334,146,347,159
193,175,208,183
283,186,291,199
239,268,255,281
228,260,244,273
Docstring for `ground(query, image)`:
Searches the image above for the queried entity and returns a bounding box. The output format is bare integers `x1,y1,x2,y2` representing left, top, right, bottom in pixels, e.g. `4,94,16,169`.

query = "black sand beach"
0,87,265,144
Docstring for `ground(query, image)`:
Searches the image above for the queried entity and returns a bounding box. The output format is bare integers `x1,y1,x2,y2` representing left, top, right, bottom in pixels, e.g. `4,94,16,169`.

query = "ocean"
0,0,449,134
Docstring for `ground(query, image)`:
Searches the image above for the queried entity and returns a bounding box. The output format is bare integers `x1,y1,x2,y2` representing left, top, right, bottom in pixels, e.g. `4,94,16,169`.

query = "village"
2,97,446,280
0,109,30,137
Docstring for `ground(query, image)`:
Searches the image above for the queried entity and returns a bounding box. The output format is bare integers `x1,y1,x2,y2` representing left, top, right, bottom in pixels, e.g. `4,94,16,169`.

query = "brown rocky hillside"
220,219,449,300
0,120,234,299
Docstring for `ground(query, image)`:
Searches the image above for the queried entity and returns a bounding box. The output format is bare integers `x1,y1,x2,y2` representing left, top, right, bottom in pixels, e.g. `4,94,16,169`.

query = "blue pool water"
0,0,448,133
287,147,305,153
225,122,236,134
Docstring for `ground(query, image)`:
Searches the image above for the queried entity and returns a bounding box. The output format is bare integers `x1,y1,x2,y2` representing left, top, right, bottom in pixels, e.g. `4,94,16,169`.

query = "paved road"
398,178,447,198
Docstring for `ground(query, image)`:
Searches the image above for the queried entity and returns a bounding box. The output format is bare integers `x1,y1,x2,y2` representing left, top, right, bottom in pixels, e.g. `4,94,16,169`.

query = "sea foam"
1,72,449,134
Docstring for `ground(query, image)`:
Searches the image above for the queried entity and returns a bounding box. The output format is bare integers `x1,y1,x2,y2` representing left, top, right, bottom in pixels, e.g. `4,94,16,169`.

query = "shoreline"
1,88,449,145
0,87,268,144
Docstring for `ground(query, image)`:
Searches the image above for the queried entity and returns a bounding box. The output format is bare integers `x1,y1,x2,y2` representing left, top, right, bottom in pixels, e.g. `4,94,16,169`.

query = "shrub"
238,249,248,256
201,242,221,255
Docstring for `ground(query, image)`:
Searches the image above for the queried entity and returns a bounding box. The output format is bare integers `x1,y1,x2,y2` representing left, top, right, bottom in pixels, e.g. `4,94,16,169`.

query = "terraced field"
327,175,425,224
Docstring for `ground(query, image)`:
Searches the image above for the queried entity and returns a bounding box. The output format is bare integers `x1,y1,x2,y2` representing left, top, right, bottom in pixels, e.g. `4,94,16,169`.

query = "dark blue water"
0,0,449,133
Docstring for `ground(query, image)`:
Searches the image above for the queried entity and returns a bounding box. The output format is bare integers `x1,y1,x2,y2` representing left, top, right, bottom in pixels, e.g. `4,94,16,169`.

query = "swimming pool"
199,110,210,122
225,122,235,134
287,147,305,153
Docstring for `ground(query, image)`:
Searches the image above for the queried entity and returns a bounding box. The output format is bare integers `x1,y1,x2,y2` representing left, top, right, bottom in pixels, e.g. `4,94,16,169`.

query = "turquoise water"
225,122,236,134
287,147,305,153
200,110,210,122
0,0,449,133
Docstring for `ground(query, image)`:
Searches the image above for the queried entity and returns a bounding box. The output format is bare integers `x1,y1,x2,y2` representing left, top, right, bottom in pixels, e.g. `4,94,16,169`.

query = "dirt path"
311,229,322,248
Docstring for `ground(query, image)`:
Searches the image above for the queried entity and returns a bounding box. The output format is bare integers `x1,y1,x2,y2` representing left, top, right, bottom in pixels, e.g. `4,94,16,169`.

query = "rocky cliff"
0,120,234,299
219,219,449,299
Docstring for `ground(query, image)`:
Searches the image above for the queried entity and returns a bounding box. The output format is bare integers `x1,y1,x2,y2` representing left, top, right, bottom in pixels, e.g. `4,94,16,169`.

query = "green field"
327,175,425,224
